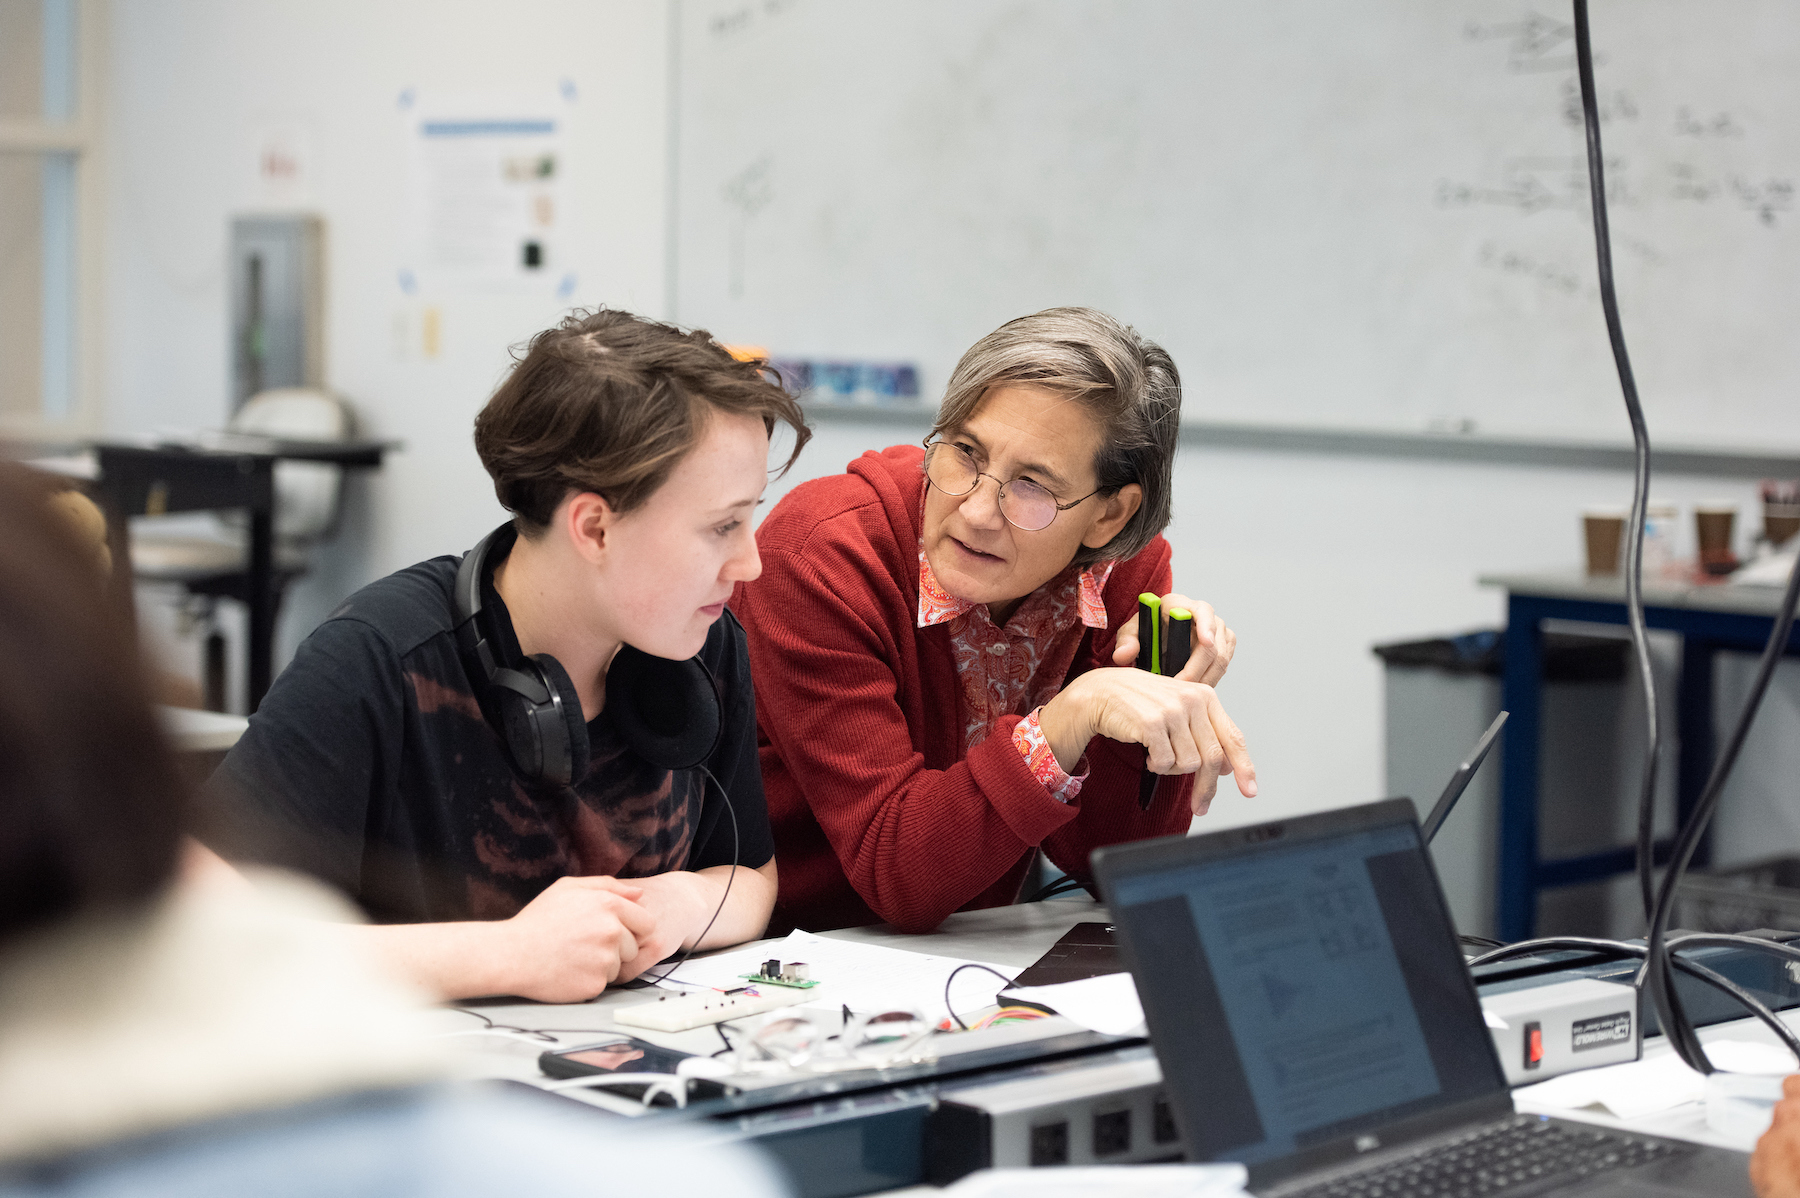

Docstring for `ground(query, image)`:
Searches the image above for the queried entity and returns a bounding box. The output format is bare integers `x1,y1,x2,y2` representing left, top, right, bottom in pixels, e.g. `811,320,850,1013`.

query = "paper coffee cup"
1766,502,1800,548
1696,502,1739,575
1582,508,1626,576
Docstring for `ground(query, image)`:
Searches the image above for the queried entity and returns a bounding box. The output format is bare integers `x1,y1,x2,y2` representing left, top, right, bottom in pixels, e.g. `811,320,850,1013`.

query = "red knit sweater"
731,445,1190,934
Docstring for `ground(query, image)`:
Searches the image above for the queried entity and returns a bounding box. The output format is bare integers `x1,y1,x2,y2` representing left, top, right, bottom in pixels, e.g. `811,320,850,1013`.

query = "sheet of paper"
1513,1040,1795,1121
943,1164,1248,1197
1004,972,1146,1037
655,930,1018,1020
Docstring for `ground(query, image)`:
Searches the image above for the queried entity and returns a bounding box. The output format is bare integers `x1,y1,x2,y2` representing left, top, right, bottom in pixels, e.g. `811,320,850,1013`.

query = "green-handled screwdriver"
1136,597,1194,810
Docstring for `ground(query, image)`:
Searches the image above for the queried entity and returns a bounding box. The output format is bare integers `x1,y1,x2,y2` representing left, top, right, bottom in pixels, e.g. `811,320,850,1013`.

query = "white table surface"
431,897,1108,1102
1511,1006,1800,1155
432,896,1776,1190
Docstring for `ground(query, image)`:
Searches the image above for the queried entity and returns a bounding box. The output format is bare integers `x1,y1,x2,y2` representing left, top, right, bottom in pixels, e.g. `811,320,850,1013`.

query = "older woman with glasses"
732,307,1256,935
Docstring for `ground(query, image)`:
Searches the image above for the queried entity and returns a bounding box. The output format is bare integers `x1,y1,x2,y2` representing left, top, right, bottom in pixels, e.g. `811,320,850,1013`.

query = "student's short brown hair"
0,466,186,946
474,309,812,534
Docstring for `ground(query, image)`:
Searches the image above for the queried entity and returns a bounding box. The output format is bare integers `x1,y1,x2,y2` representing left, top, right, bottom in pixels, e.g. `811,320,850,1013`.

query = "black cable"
1666,932,1800,967
440,1009,620,1044
1643,548,1800,1074
1572,0,1800,1077
1571,0,1661,928
943,963,1018,1031
1467,935,1641,969
1458,934,1506,951
1025,875,1091,903
634,761,739,989
1668,958,1800,1064
445,1008,559,1042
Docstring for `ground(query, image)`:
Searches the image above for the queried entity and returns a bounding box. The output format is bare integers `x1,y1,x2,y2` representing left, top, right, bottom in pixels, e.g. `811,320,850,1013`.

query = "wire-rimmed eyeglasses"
922,441,1102,532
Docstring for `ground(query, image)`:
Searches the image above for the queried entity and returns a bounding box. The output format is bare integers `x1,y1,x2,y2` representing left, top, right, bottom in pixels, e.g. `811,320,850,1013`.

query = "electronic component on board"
740,960,819,989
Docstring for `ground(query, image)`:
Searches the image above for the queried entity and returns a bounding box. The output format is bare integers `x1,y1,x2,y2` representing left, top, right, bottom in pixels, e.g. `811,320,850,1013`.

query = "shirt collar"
917,545,1116,631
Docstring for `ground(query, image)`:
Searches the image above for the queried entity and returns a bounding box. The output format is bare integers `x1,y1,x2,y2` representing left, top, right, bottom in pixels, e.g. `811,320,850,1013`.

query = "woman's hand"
1038,667,1257,816
1112,593,1237,686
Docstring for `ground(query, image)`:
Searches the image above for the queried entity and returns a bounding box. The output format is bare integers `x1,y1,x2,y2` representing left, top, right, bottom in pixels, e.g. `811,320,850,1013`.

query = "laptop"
1091,799,1755,1197
1419,710,1508,844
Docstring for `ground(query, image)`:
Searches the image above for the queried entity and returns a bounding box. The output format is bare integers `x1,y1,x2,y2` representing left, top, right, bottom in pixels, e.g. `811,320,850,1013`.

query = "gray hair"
930,307,1181,568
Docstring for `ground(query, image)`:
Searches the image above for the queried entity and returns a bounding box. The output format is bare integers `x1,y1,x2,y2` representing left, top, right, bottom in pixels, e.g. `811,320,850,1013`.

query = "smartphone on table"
538,1036,723,1104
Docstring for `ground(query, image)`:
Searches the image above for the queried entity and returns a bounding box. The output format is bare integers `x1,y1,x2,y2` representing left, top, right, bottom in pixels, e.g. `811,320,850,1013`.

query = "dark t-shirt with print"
209,547,772,924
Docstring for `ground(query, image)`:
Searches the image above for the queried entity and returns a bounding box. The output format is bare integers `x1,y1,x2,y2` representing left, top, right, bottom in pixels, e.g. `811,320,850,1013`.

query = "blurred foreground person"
0,466,789,1197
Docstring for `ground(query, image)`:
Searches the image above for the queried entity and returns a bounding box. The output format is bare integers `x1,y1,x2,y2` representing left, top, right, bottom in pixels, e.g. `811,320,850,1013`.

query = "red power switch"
1524,1021,1544,1070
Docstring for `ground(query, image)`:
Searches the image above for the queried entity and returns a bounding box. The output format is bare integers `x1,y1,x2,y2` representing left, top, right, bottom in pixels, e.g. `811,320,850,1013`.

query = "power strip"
1481,978,1639,1085
613,986,814,1032
924,1044,1183,1184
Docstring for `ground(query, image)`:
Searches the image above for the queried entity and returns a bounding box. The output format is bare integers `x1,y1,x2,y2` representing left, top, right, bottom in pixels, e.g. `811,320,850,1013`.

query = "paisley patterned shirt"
916,545,1115,802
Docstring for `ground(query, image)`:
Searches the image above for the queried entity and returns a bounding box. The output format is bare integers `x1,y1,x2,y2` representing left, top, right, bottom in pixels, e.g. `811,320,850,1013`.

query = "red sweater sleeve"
738,519,1082,934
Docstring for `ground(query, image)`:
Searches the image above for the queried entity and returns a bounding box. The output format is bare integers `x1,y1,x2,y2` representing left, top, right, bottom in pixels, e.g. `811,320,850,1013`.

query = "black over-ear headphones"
453,523,723,788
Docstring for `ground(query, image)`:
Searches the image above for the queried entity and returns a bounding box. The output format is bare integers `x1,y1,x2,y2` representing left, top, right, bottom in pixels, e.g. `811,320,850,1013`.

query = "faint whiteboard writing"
1667,163,1794,226
1559,78,1638,128
1674,106,1746,139
722,155,774,298
1437,156,1634,214
1464,12,1577,74
1478,241,1582,295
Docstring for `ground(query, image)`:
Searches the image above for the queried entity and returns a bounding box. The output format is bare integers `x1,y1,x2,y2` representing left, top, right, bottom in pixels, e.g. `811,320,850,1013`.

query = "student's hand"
1039,667,1257,816
1751,1076,1800,1197
612,872,717,983
496,875,657,1002
1111,593,1237,687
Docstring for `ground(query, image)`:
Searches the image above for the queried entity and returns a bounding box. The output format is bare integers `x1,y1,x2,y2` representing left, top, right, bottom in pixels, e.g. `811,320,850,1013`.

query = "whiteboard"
673,0,1800,447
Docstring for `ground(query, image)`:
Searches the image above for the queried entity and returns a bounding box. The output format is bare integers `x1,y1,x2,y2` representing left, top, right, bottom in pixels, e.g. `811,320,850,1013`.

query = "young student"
733,307,1256,934
211,309,809,1002
0,464,793,1197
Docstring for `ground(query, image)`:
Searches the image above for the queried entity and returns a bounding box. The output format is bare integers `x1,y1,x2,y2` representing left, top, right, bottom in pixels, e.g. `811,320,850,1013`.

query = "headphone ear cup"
606,645,722,771
527,654,590,787
496,688,545,782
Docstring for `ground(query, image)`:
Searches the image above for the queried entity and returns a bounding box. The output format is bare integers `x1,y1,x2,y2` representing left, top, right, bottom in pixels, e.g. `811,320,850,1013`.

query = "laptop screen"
1100,803,1505,1168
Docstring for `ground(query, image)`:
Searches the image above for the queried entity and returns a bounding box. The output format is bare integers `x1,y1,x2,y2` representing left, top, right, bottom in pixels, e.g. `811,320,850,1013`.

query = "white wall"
104,0,671,660
103,2,1800,875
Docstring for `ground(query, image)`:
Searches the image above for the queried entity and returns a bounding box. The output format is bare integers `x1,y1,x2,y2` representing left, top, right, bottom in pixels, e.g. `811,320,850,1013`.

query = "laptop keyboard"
1287,1115,1690,1197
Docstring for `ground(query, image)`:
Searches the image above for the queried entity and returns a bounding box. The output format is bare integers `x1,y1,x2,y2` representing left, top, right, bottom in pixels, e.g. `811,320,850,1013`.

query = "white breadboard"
613,986,814,1032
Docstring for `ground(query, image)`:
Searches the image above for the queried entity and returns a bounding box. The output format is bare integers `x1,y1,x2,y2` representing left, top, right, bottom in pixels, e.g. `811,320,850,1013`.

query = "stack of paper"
1001,972,1147,1037
656,929,1016,1022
